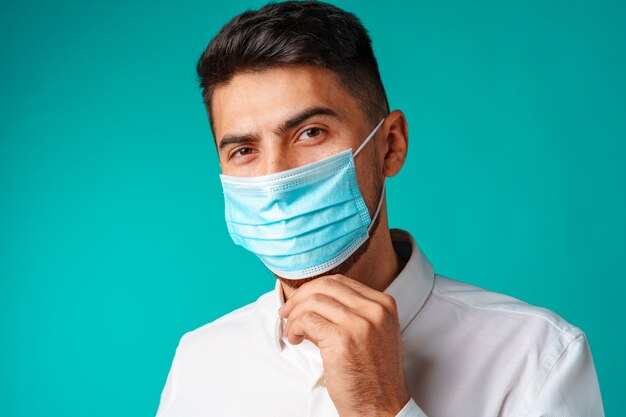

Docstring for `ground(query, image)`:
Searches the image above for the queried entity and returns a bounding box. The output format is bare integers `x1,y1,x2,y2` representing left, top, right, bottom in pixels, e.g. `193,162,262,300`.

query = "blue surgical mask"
219,118,386,279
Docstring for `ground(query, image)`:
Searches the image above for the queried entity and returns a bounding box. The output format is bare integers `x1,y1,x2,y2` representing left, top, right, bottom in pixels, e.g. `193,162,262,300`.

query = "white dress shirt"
155,229,604,416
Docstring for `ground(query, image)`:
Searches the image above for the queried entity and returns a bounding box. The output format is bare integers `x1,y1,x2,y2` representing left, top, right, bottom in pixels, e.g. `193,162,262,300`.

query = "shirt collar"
272,228,435,352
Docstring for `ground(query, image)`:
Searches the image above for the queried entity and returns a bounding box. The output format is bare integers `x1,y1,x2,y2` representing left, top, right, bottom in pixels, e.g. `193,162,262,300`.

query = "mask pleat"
229,201,362,240
258,228,366,261
226,192,355,227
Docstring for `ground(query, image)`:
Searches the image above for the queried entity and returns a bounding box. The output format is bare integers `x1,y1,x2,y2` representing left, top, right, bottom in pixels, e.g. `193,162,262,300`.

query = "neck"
350,208,405,293
281,206,405,300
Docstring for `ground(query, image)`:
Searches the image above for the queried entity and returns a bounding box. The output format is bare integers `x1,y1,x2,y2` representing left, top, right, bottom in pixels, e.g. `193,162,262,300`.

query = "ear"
379,110,408,177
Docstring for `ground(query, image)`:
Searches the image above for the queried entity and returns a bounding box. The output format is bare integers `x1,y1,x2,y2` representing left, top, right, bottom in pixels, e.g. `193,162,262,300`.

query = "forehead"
211,65,363,138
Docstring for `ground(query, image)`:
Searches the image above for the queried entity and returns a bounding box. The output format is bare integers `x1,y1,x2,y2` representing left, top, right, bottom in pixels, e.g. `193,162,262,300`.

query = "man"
155,1,604,416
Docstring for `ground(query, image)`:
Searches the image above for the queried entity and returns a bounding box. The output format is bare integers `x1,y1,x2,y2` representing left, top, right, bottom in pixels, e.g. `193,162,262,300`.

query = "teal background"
1,0,624,415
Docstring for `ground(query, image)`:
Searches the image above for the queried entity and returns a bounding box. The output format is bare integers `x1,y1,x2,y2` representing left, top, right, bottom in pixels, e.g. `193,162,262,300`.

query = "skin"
212,65,410,417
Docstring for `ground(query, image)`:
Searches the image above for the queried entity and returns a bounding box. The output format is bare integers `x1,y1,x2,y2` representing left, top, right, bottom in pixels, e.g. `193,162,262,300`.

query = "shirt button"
320,377,326,387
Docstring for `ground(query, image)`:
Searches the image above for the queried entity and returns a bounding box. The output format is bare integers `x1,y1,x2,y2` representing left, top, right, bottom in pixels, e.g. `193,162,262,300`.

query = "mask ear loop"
352,117,387,234
353,118,386,157
352,117,386,236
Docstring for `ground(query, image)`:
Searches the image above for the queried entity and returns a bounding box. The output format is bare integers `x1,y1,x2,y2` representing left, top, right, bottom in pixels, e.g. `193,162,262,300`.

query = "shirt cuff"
395,397,428,417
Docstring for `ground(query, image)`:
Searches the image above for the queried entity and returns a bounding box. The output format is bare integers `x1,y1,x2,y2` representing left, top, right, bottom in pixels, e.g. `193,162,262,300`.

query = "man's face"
211,65,386,286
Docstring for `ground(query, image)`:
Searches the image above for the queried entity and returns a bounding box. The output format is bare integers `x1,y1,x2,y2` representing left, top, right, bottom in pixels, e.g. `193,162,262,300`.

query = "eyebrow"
218,106,340,151
218,133,259,152
273,106,340,137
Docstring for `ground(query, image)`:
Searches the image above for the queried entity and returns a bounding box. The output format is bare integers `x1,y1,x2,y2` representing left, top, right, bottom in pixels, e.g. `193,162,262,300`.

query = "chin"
274,275,318,290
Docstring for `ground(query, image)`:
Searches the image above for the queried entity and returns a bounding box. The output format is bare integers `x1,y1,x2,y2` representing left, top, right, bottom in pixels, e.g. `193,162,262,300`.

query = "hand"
278,274,410,417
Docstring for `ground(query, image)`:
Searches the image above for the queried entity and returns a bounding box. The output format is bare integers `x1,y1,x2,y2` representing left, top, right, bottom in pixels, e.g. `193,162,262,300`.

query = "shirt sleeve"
525,333,605,416
395,397,428,417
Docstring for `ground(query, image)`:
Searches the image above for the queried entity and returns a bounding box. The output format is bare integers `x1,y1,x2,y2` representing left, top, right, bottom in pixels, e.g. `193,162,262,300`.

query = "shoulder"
175,289,276,356
156,289,282,412
418,274,589,405
429,274,583,342
411,277,602,416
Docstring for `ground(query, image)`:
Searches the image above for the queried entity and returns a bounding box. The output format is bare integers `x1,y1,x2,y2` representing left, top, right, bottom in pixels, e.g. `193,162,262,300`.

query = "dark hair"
195,0,390,134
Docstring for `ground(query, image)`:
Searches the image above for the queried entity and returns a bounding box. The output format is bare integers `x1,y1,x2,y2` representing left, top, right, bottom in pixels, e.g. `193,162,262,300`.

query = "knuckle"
384,294,398,313
309,292,326,303
356,316,374,336
335,327,351,345
320,276,336,285
302,311,318,323
371,302,388,323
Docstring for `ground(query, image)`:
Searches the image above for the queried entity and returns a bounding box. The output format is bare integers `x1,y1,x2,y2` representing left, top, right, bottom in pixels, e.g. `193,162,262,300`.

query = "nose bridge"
262,134,292,175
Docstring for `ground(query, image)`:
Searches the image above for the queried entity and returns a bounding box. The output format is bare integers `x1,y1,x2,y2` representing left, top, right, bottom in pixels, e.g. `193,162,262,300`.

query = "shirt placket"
280,336,339,416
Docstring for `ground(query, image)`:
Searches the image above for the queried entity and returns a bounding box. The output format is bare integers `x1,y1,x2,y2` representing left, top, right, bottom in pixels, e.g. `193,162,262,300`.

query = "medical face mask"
219,118,386,279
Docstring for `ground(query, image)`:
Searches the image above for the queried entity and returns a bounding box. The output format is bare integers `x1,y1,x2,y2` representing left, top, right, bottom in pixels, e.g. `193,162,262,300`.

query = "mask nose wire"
353,117,386,158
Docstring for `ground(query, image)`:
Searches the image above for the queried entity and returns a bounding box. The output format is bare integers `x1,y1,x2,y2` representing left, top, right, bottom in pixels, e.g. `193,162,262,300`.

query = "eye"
230,147,256,160
298,127,326,141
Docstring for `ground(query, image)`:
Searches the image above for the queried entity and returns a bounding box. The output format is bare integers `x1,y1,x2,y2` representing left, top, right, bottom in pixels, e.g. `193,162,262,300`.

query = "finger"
280,274,397,318
283,292,366,338
279,275,372,317
329,274,397,312
286,310,340,346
